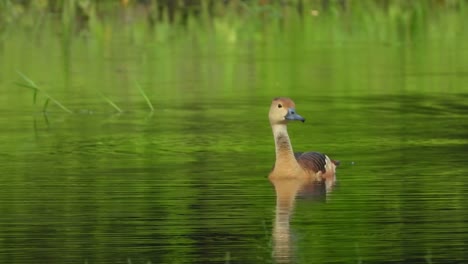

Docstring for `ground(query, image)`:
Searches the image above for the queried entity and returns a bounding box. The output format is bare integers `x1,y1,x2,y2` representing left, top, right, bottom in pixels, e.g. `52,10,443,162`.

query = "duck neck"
272,124,298,168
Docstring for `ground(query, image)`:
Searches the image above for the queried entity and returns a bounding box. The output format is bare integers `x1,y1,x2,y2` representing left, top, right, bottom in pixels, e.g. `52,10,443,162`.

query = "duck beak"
285,108,305,122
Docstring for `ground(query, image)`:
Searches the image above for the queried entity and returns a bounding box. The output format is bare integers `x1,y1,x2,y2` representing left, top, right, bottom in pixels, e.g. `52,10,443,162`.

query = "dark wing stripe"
295,152,327,173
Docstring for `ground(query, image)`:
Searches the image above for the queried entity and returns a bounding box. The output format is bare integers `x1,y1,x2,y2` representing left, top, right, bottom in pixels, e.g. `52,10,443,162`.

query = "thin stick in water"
135,81,154,112
100,92,123,113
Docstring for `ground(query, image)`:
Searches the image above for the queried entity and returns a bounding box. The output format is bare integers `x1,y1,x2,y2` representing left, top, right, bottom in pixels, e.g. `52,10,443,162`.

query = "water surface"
1,10,468,264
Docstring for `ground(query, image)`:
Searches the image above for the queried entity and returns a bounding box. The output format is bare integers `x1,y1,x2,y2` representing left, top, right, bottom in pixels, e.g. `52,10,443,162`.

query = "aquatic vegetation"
0,0,465,43
15,71,73,113
100,92,123,113
135,80,154,112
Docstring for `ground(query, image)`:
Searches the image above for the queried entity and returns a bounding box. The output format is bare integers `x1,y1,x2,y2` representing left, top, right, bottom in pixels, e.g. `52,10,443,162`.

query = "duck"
268,97,338,192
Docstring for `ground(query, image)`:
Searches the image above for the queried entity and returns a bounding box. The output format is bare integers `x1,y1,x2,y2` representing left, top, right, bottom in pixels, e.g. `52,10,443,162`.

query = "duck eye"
277,104,282,108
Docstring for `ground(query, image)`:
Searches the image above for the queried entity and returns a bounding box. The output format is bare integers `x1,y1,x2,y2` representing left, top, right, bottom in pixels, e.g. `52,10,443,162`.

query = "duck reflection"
271,177,332,264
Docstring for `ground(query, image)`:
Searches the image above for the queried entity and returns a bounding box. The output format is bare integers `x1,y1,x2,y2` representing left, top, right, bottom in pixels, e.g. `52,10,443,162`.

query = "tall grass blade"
33,89,38,104
15,72,39,104
14,82,38,91
100,92,123,113
16,71,38,87
43,98,50,112
14,82,39,104
135,81,154,112
45,95,72,114
16,71,73,114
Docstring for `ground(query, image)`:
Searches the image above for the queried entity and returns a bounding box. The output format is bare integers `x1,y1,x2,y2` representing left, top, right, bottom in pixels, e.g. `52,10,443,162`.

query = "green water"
1,2,468,264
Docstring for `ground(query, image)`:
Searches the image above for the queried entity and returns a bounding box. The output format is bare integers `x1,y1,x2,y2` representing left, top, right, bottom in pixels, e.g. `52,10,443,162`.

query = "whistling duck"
268,97,338,191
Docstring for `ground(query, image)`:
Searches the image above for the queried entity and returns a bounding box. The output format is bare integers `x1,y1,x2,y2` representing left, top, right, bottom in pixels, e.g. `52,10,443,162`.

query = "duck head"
269,97,305,125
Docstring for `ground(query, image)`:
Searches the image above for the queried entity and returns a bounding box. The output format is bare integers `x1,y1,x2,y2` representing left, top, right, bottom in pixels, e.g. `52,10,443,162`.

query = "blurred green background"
0,1,467,263
1,0,466,112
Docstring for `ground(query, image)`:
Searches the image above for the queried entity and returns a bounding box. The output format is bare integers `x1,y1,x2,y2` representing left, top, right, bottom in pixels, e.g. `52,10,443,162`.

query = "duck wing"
295,151,329,173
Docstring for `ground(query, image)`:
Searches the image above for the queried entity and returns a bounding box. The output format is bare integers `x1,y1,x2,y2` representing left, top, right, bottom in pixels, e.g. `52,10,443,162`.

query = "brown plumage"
268,97,338,192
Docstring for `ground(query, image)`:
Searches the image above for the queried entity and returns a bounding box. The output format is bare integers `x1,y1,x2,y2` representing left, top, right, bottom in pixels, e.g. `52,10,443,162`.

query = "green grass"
15,72,156,114
135,81,154,112
15,71,73,113
99,92,123,113
1,1,466,44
